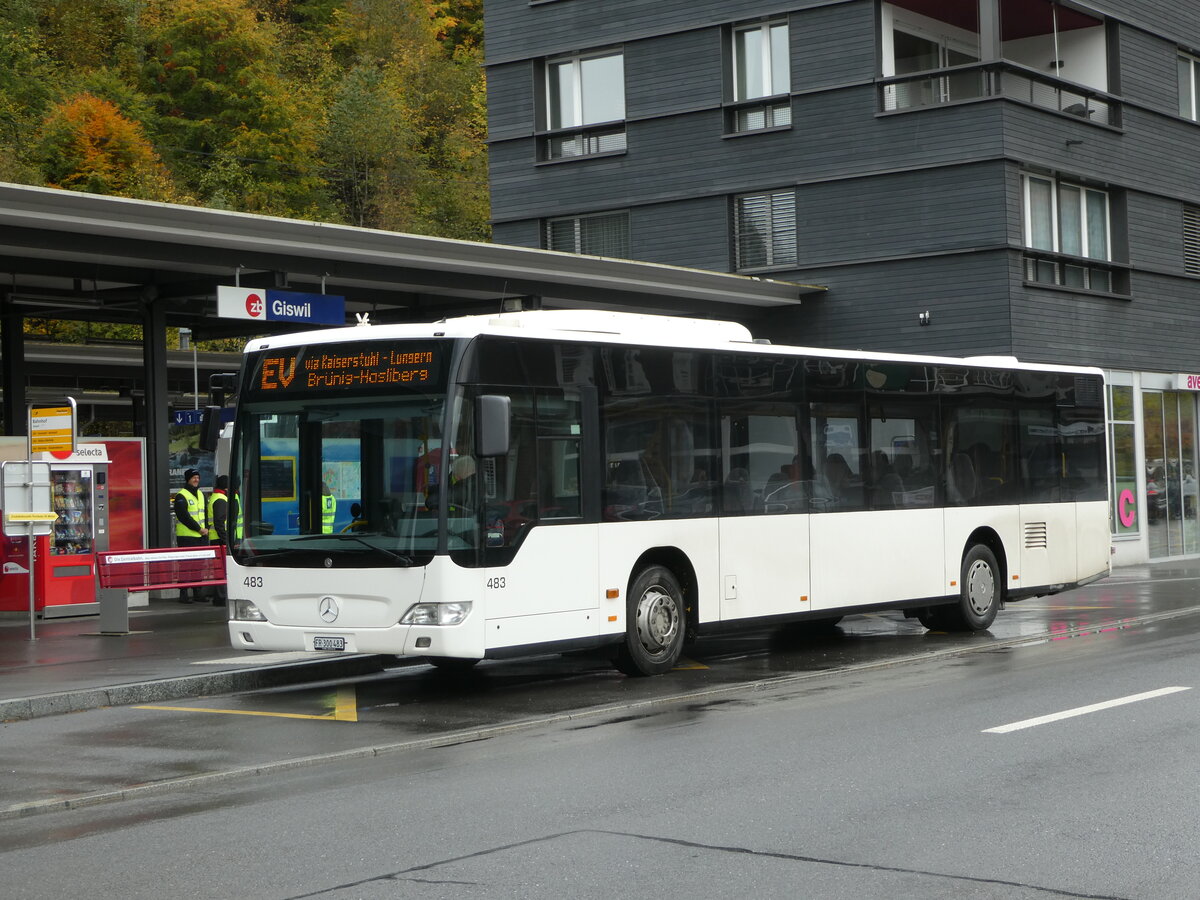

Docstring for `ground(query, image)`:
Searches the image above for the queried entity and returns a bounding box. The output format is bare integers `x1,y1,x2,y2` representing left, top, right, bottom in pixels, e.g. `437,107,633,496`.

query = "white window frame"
733,21,790,102
546,51,625,130
1180,53,1200,121
1022,174,1111,261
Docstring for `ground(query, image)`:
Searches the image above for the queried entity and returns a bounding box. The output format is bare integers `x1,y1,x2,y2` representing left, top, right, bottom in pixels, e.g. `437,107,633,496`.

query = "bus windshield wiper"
290,533,415,565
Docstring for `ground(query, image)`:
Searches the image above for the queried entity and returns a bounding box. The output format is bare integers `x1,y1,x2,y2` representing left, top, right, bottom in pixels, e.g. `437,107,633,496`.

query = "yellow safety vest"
174,487,206,539
232,494,244,540
321,493,336,533
206,491,228,541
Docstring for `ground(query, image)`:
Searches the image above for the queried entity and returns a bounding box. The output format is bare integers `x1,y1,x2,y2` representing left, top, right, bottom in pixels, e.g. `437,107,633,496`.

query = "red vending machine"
35,444,111,616
1,440,147,616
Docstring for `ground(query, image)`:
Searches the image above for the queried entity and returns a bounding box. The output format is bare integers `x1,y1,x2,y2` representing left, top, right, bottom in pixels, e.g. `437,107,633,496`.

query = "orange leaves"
40,94,180,201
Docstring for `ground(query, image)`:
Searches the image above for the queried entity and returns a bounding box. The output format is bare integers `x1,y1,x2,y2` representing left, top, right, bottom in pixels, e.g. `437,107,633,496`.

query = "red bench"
94,546,226,633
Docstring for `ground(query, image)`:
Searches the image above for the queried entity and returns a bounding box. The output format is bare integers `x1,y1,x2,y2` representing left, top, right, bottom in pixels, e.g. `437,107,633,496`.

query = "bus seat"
722,468,752,514
948,453,977,504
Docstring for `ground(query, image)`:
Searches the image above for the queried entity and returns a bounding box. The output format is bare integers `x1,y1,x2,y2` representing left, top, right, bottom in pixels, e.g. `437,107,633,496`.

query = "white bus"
225,310,1110,675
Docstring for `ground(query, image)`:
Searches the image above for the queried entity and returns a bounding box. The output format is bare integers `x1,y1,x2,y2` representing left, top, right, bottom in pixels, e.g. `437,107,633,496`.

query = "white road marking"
983,686,1191,734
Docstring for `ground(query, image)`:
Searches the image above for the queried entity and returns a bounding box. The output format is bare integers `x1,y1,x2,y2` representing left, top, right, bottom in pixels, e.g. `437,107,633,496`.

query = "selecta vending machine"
0,444,110,617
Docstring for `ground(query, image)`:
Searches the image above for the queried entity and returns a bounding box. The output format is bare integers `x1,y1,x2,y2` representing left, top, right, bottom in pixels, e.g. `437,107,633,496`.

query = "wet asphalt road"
1,565,1198,818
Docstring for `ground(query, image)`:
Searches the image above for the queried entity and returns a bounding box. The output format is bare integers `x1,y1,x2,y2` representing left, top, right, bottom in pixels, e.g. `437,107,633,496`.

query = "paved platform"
2,557,1198,724
0,600,386,722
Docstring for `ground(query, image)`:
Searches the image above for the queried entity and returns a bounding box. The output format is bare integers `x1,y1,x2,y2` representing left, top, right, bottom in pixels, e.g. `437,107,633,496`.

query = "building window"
544,51,626,159
1180,54,1200,120
734,190,796,271
1022,174,1113,292
545,211,630,258
729,21,791,132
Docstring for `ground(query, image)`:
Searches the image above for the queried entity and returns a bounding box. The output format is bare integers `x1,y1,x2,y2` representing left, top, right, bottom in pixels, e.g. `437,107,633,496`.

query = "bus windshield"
229,340,467,568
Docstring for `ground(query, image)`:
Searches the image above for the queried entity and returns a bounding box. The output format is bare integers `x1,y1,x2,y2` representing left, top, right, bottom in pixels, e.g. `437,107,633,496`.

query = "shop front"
1108,371,1200,566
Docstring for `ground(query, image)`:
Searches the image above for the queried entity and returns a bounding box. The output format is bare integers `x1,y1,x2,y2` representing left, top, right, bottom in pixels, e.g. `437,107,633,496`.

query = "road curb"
0,654,388,723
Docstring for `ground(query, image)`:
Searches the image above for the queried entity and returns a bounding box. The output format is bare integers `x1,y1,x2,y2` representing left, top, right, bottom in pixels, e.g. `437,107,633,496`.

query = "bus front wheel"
942,544,1001,631
614,565,686,676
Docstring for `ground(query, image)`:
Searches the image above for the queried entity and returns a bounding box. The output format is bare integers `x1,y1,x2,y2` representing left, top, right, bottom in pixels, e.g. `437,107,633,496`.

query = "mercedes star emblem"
319,596,339,623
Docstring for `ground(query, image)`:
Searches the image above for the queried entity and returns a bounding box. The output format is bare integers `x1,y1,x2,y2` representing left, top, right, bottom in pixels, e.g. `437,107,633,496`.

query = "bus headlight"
231,599,267,622
400,601,472,626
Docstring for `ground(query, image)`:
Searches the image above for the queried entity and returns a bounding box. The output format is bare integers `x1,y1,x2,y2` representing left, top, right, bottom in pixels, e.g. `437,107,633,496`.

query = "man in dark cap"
173,467,207,603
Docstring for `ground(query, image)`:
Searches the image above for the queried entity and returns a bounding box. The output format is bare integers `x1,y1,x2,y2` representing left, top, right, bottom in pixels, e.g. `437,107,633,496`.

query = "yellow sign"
29,404,75,453
5,512,60,522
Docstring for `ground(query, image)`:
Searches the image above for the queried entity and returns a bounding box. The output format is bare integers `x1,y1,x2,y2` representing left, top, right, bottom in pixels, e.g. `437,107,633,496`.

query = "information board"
29,401,76,454
2,461,53,537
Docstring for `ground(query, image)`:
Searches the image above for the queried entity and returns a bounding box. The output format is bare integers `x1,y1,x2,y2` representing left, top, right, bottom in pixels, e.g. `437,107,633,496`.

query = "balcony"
879,61,1121,128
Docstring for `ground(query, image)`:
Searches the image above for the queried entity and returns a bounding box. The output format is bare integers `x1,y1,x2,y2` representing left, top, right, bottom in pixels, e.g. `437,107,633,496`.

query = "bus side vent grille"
1025,522,1048,549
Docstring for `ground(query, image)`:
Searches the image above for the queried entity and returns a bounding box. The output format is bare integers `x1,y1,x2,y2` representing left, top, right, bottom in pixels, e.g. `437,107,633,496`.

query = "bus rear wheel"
614,565,686,676
941,544,1001,631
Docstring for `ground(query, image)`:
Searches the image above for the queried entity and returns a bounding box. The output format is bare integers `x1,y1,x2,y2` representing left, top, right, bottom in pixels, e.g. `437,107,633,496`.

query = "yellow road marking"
334,685,358,722
135,705,337,720
673,657,709,670
137,685,359,722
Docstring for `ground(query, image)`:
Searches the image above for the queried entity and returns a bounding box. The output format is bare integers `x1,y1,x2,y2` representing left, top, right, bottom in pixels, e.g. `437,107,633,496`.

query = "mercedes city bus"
225,310,1110,675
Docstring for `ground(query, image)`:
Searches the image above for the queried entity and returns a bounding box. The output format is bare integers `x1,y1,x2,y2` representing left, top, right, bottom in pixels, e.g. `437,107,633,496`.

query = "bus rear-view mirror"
476,394,511,457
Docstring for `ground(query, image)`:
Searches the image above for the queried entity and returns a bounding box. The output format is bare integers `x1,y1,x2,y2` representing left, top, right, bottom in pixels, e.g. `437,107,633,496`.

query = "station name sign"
249,343,442,397
218,286,345,326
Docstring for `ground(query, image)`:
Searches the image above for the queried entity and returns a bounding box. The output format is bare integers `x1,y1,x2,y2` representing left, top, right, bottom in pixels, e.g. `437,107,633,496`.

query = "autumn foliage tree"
39,93,179,200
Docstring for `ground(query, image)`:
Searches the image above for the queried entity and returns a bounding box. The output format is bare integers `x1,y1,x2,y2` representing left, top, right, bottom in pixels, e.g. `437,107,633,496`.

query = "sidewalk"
0,600,386,722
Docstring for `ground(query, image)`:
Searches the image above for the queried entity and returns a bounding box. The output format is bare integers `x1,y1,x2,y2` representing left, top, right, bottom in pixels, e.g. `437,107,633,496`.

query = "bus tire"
942,544,1001,631
426,656,481,671
614,565,686,677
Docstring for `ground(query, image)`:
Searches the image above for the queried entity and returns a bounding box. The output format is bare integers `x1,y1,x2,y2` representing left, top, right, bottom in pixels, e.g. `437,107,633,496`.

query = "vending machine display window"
51,469,93,555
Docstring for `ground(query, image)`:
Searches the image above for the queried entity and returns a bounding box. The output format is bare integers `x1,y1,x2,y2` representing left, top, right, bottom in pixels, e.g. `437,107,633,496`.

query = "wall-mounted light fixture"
918,310,931,326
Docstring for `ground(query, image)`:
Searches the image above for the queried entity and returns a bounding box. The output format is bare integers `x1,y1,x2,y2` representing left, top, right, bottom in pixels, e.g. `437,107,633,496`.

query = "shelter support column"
1,297,26,436
142,297,171,547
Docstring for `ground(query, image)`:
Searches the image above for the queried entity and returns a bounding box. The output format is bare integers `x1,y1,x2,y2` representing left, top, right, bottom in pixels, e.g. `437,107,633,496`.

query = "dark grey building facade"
484,0,1200,565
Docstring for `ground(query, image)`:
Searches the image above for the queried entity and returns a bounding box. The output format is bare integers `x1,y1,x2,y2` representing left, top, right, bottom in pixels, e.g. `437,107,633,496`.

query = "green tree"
0,0,62,182
140,0,330,216
322,64,409,226
325,0,488,239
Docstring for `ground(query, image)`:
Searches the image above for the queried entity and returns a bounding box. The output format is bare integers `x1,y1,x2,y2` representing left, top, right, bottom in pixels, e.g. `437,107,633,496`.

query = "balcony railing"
880,61,1121,128
541,123,627,161
1022,249,1130,295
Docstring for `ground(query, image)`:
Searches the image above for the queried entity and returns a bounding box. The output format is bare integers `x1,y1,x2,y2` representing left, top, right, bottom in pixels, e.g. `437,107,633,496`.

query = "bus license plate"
313,636,346,651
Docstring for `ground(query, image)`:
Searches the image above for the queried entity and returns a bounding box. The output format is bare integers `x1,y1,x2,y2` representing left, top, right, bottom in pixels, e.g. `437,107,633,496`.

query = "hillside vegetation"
0,0,487,240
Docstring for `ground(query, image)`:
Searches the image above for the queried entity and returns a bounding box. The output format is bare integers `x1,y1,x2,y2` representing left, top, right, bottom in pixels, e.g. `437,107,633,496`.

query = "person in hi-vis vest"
321,482,336,534
173,468,207,603
205,475,231,606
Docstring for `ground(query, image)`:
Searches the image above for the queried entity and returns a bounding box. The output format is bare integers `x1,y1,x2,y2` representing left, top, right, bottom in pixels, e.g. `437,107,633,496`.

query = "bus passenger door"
480,389,599,649
717,404,811,620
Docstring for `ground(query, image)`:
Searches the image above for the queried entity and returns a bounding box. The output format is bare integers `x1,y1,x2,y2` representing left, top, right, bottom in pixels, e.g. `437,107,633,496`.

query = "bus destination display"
253,344,441,396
